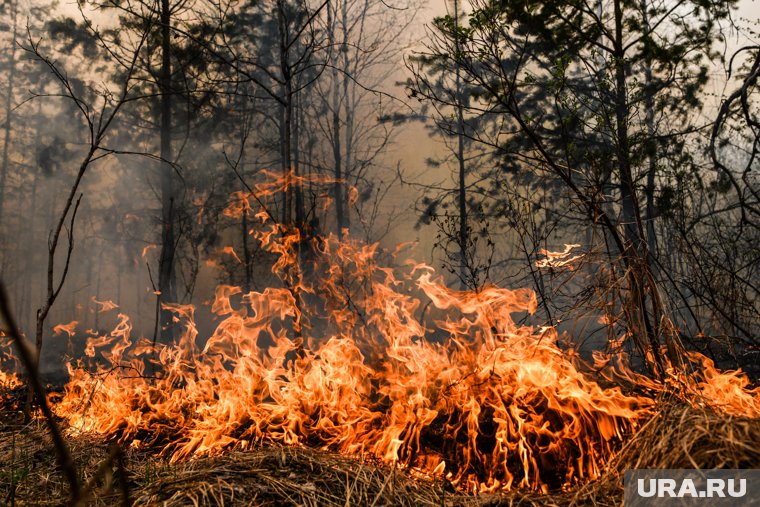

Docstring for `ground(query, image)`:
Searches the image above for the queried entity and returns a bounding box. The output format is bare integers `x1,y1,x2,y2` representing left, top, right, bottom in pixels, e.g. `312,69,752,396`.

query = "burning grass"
610,400,760,471
0,400,757,506
136,446,468,506
1,181,759,504
571,400,760,505
49,218,653,494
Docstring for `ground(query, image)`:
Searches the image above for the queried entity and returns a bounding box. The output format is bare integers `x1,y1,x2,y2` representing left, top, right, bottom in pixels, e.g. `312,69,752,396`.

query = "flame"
220,246,242,264
44,180,760,493
141,244,157,258
224,170,357,220
681,352,760,418
53,220,654,493
536,244,582,269
0,337,21,402
53,320,78,338
92,297,119,313
0,369,20,391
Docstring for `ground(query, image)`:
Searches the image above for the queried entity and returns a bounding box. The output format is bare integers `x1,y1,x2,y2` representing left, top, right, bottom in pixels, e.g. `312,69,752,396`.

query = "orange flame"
0,369,20,391
47,180,759,494
53,320,78,338
92,297,119,313
681,352,760,418
141,244,157,259
0,336,21,396
54,220,653,493
536,244,582,269
220,246,242,264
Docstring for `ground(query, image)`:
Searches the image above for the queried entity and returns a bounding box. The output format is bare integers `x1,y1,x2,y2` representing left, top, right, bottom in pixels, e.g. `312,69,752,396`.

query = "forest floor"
0,397,757,506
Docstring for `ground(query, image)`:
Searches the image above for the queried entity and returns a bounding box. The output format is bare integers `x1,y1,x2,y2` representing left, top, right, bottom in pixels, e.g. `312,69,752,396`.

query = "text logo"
624,470,759,506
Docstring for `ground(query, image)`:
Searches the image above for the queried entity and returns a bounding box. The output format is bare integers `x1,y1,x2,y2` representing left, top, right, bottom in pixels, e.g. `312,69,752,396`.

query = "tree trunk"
157,0,177,343
613,0,664,376
30,146,92,412
328,0,345,234
0,0,18,234
340,0,353,233
294,83,304,227
641,0,658,258
453,0,468,290
239,91,253,294
278,0,293,226
276,0,304,356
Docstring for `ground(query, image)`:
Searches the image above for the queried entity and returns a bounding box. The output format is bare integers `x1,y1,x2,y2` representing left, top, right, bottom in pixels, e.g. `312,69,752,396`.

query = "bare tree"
24,14,148,384
315,0,420,236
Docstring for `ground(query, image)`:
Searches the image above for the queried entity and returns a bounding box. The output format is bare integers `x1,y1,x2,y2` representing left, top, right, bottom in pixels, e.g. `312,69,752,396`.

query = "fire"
0,369,20,391
681,352,760,418
0,336,21,403
535,244,582,269
52,320,78,338
92,297,119,313
52,208,654,494
220,245,242,263
33,180,759,493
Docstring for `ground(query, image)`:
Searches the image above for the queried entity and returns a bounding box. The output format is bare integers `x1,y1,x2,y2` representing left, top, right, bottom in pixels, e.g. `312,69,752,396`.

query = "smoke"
0,0,433,375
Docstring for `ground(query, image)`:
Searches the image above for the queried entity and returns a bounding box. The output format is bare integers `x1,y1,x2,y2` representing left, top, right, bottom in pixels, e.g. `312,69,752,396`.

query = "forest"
0,0,758,504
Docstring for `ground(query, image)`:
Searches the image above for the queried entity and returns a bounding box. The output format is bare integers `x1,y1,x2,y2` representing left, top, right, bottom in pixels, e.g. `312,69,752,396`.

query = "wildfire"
6,179,755,494
0,336,21,404
52,320,78,338
535,244,583,269
50,208,655,495
92,297,119,313
681,352,760,418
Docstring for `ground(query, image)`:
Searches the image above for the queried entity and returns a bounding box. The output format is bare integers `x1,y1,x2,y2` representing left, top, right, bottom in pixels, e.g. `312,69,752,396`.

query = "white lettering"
659,479,677,497
728,479,746,498
707,478,726,497
677,479,698,497
637,479,657,497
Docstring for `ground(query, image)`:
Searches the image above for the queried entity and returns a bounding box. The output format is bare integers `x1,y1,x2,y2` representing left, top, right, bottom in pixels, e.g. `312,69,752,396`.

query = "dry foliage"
0,398,758,506
571,399,760,506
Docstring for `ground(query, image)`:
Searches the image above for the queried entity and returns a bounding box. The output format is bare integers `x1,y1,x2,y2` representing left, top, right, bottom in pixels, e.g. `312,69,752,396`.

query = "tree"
412,0,738,375
219,0,327,230
61,0,229,341
20,12,148,408
315,0,420,236
690,41,760,347
409,0,497,290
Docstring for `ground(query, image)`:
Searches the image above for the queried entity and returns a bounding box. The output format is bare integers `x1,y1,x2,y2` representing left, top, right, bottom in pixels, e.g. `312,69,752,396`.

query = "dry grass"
136,446,473,507
0,399,757,506
614,399,760,470
0,418,112,505
571,398,760,506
